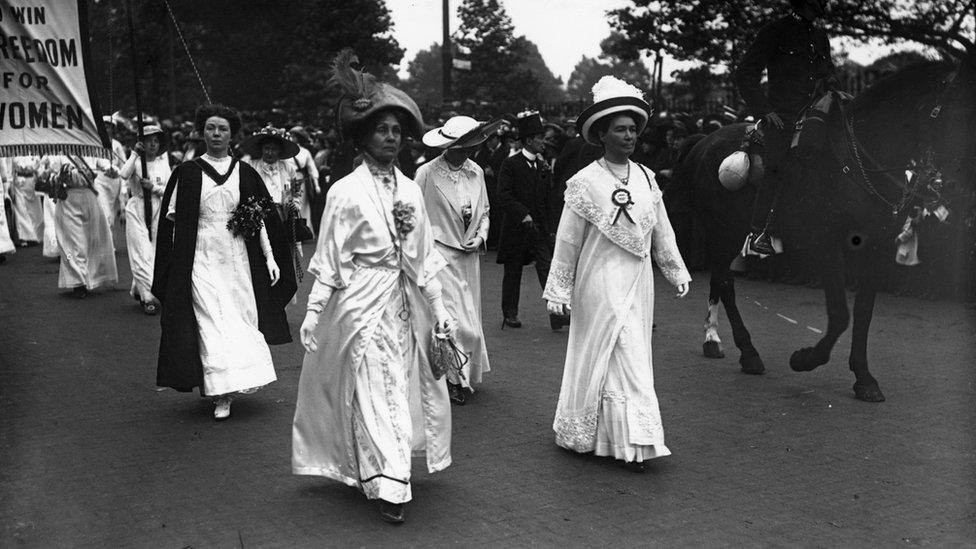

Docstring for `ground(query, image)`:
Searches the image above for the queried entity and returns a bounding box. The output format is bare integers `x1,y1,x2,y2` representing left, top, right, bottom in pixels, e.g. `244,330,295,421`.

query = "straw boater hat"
241,125,300,159
422,116,505,149
329,49,424,140
576,76,650,146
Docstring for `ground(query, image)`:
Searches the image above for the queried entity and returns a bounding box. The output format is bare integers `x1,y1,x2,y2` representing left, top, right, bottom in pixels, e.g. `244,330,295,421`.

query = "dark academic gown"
152,158,297,393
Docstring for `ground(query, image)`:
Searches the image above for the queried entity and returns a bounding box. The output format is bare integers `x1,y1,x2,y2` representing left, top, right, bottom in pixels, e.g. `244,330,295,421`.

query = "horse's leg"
790,244,849,371
849,250,886,402
703,269,726,359
716,266,765,375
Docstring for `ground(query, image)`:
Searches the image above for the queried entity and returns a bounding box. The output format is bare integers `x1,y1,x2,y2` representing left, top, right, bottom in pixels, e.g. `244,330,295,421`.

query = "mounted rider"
735,0,836,255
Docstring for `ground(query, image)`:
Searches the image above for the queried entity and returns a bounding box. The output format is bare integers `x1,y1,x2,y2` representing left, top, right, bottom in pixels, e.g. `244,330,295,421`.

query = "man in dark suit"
495,111,566,330
735,0,835,254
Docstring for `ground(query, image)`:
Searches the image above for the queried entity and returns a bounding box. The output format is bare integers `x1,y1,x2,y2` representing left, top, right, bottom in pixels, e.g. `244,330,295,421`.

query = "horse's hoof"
853,382,886,402
703,341,725,359
739,354,765,375
790,347,829,372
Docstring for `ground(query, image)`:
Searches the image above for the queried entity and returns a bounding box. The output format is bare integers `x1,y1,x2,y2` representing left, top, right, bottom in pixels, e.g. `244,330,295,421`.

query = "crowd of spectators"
100,106,976,304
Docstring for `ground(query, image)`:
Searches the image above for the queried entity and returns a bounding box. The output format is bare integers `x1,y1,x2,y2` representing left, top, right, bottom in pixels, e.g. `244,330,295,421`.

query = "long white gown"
544,160,690,462
48,158,118,291
120,153,170,302
167,156,276,396
414,154,491,387
10,156,44,243
0,171,15,255
292,161,452,505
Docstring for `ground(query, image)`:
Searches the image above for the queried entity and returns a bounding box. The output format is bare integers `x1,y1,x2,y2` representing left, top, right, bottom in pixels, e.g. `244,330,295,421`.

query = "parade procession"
2,0,975,545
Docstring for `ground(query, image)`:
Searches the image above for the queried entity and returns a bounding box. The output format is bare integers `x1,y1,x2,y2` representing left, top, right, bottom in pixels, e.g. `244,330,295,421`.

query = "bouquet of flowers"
461,203,473,230
392,200,417,239
227,195,274,239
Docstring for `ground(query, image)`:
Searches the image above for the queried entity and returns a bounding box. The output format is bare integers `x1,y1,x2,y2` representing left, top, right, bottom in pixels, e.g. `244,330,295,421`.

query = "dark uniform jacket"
495,151,553,265
152,159,297,393
734,14,835,121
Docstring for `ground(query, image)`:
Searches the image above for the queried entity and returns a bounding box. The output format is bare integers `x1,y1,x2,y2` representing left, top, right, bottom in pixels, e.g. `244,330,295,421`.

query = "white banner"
0,0,109,158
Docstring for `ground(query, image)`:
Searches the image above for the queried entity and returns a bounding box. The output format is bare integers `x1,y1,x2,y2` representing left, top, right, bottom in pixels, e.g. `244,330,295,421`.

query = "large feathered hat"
330,49,424,140
576,76,650,146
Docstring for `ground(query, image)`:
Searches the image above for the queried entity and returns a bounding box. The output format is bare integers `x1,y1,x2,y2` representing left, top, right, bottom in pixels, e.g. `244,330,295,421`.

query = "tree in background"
403,43,449,108
608,0,974,71
452,0,564,109
86,0,403,125
566,33,653,101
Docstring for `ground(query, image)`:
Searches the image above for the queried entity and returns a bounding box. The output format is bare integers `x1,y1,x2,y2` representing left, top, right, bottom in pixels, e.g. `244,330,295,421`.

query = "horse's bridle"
838,68,972,218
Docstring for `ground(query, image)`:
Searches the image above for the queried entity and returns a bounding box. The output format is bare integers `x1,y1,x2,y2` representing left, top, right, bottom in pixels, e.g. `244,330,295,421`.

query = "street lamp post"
442,0,452,104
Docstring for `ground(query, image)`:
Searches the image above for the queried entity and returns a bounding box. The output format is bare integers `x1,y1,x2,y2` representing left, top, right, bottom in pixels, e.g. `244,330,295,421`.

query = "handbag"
429,331,468,382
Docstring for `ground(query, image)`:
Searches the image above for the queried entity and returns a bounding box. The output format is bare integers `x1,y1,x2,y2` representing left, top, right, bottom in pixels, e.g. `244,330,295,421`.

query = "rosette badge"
611,188,635,225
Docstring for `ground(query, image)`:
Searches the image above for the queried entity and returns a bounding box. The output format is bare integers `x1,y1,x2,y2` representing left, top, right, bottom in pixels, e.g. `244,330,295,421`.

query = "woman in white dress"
544,77,691,472
153,104,296,421
44,156,118,297
292,51,454,525
0,163,15,262
120,125,171,315
9,156,44,246
414,115,500,405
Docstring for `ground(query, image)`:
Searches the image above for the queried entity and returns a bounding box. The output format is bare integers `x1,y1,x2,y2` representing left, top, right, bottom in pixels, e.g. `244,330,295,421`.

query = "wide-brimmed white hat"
422,115,502,149
577,76,650,146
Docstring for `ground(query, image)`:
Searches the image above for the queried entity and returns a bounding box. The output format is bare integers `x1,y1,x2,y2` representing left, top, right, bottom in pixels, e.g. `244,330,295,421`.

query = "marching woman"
0,164,15,263
120,125,171,315
153,104,296,421
242,125,301,219
414,115,499,404
543,77,691,472
45,156,118,297
9,156,44,247
292,50,454,525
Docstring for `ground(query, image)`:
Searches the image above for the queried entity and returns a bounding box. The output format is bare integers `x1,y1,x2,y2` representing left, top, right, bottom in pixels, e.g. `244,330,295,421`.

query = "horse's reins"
837,70,963,218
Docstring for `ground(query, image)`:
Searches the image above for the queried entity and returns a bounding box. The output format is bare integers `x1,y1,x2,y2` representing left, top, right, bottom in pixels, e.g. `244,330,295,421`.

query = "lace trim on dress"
542,259,575,304
564,164,661,258
653,247,692,287
554,405,599,452
556,391,667,452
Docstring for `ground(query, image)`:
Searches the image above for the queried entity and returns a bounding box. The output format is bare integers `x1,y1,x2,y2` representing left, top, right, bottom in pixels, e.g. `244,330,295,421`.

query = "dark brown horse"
671,56,976,401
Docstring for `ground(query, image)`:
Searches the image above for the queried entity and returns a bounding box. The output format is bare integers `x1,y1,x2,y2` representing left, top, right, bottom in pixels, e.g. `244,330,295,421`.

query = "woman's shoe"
71,286,89,299
213,397,232,421
624,460,646,473
378,500,404,524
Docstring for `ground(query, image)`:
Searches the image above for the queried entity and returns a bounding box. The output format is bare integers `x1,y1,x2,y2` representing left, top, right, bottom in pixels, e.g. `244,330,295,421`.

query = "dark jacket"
152,158,297,393
495,151,553,265
734,14,834,121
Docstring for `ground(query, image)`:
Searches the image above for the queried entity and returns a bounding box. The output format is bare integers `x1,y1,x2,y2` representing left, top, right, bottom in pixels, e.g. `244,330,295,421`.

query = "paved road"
1,244,974,547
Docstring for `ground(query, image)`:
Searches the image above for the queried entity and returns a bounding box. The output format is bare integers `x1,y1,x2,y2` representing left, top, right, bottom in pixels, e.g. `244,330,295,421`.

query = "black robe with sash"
152,158,297,393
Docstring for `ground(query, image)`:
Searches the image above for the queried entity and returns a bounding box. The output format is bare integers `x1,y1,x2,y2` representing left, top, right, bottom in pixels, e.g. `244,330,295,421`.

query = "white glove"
434,302,454,337
675,282,690,298
266,257,280,286
300,310,320,353
547,301,570,316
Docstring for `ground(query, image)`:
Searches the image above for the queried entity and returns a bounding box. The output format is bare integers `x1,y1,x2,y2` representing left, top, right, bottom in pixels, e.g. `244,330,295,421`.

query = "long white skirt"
353,288,414,504
42,197,61,258
192,214,276,396
0,197,15,254
435,243,490,387
55,189,118,290
124,195,160,302
11,177,43,243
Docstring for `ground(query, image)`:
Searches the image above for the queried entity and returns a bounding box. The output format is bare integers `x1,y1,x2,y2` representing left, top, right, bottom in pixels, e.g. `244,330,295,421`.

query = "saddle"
793,91,854,161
